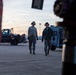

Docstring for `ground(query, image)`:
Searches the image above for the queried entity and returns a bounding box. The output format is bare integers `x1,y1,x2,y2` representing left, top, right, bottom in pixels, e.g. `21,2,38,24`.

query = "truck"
1,29,27,45
50,25,64,50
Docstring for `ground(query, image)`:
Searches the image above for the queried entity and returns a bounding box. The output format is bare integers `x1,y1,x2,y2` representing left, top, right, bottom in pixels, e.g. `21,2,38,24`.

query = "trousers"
44,40,51,54
29,38,36,52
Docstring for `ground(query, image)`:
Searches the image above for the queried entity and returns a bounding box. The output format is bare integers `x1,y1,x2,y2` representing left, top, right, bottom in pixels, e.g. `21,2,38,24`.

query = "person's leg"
32,39,36,54
47,40,51,54
44,40,48,56
29,40,32,54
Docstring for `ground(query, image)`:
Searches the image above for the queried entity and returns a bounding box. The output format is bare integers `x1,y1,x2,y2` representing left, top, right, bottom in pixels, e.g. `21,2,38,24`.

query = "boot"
45,50,47,56
47,49,49,54
33,50,35,54
30,50,32,54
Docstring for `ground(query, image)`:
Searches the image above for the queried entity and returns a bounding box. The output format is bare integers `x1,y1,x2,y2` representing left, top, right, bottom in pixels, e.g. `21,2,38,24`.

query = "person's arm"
28,27,30,39
51,29,55,40
42,29,45,42
36,28,38,40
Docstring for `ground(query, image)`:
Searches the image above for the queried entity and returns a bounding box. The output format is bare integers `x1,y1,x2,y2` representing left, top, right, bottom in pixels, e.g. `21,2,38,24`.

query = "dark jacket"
42,27,53,40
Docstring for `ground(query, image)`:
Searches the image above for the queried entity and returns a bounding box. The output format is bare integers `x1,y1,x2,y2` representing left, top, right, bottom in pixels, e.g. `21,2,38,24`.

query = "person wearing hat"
42,22,54,56
28,21,38,54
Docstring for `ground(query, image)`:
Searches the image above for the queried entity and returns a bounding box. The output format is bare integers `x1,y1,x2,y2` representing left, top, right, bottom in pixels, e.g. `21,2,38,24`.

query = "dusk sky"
2,0,62,35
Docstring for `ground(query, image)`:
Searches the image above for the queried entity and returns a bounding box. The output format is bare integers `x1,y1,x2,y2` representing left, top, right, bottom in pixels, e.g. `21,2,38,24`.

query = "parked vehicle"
50,25,64,50
1,29,27,45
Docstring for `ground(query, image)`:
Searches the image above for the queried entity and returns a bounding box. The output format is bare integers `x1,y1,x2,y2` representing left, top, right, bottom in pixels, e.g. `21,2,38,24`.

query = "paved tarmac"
0,40,62,75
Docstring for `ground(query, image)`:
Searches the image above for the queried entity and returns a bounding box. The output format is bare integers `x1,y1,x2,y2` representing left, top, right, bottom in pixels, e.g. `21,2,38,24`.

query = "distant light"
31,0,44,10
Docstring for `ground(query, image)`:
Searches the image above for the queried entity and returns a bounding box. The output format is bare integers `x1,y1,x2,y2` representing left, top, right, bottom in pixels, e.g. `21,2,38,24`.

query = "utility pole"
39,23,41,36
54,0,76,75
0,0,3,42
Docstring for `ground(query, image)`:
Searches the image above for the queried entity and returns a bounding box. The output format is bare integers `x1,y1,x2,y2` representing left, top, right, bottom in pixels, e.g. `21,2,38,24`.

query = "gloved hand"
37,37,38,40
42,39,43,42
53,37,55,40
28,37,29,40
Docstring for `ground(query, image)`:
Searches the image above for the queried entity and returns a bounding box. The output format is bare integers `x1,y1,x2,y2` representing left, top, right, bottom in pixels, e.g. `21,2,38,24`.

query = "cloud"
2,0,62,34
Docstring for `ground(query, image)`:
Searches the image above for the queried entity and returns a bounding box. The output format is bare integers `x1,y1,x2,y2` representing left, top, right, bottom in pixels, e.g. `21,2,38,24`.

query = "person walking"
42,22,54,56
28,21,38,54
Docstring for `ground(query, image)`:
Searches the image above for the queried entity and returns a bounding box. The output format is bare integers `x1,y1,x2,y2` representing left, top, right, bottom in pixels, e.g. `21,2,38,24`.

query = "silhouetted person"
28,21,38,54
42,22,54,56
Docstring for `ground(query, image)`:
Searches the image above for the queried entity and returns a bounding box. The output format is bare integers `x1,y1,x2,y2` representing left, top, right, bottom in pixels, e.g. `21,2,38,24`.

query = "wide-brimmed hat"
31,21,36,25
45,22,49,26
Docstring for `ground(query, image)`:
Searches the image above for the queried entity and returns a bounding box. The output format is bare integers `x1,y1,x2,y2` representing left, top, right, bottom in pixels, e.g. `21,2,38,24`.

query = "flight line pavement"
0,40,62,75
